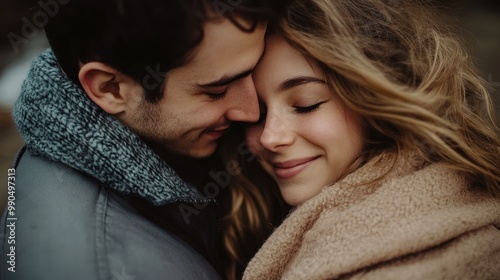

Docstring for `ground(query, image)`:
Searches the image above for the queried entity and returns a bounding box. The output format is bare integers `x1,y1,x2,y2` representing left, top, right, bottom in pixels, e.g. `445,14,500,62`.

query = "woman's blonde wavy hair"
219,0,500,278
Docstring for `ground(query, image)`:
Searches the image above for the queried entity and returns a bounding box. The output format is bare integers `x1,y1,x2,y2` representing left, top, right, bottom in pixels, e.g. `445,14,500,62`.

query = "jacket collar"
13,49,209,205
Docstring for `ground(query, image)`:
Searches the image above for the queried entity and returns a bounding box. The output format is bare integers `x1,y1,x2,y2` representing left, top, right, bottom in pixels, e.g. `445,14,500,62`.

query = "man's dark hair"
44,0,290,102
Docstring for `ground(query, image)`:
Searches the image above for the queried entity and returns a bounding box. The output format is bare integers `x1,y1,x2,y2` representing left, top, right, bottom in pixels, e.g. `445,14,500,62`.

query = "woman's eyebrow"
277,76,325,93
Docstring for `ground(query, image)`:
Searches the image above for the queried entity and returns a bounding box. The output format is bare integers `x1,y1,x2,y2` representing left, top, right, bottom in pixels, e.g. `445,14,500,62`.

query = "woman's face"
246,36,364,206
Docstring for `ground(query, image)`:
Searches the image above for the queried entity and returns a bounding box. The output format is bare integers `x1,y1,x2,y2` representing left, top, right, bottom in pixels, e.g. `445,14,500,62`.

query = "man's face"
127,18,265,158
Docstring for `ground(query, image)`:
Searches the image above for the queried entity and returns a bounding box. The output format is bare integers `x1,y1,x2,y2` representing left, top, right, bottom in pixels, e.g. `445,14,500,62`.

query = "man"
0,0,289,279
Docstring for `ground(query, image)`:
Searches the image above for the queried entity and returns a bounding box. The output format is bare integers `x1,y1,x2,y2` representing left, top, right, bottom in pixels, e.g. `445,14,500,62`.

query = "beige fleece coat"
243,152,500,280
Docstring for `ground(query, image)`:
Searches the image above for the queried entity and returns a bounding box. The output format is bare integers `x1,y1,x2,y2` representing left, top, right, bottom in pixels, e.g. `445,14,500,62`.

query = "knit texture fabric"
243,152,500,279
13,49,207,205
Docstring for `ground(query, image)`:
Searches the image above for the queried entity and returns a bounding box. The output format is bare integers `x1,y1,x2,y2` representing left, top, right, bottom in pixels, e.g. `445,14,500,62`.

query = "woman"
219,0,500,279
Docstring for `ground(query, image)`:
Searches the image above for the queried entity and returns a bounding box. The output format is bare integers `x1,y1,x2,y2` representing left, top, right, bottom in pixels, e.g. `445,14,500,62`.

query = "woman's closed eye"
294,101,327,114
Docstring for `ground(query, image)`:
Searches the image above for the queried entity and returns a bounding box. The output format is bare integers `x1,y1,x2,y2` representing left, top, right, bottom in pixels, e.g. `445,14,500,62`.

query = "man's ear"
78,62,139,115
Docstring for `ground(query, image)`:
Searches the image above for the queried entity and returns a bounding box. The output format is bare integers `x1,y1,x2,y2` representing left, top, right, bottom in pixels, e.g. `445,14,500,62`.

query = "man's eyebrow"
198,69,253,88
277,76,325,92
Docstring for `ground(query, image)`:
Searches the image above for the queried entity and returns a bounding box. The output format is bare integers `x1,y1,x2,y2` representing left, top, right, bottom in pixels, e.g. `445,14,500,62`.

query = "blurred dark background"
0,0,499,208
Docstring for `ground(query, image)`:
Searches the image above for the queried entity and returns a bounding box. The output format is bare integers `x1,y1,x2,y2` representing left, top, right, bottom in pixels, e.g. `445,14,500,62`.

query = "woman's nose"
259,112,294,151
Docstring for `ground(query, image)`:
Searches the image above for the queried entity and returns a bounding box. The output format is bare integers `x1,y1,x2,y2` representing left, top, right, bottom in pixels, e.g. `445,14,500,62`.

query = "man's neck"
154,148,220,189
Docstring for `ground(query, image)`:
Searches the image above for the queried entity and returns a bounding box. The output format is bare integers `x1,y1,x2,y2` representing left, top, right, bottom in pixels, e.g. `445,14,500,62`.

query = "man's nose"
225,75,259,123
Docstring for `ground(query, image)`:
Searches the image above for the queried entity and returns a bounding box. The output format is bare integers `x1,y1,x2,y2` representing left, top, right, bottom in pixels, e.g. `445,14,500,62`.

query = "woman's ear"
78,62,138,115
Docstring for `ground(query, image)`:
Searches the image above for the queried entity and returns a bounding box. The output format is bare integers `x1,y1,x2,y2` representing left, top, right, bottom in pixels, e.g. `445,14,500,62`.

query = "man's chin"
187,144,218,159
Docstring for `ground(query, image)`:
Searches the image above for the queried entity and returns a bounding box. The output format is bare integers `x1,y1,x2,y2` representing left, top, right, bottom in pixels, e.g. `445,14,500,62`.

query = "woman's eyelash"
294,101,325,114
256,100,327,123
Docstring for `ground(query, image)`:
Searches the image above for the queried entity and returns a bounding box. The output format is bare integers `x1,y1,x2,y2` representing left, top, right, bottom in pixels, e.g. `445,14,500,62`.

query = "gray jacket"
0,50,223,279
1,149,222,280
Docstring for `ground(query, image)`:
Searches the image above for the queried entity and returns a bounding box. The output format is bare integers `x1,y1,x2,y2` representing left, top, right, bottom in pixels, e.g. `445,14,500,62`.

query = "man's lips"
270,156,319,179
203,125,230,139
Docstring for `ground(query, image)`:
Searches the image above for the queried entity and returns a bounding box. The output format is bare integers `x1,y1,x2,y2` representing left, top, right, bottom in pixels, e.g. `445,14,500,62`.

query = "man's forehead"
176,19,266,87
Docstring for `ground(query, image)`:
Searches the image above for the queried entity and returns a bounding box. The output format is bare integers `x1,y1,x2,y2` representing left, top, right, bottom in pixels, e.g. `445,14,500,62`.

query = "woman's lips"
271,156,319,179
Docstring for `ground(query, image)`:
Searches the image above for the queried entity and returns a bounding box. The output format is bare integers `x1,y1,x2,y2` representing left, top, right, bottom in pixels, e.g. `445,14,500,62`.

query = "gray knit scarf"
13,49,207,205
